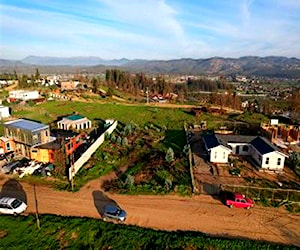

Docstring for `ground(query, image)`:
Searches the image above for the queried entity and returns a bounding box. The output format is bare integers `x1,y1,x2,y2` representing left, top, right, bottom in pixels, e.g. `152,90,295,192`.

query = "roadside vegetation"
0,214,296,249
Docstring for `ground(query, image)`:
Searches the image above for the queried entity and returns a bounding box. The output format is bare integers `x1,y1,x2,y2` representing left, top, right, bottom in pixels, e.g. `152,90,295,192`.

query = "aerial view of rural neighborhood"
0,0,300,249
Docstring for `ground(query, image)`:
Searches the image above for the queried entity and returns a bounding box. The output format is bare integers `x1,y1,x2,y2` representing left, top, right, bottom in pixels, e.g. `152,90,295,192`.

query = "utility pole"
146,87,149,104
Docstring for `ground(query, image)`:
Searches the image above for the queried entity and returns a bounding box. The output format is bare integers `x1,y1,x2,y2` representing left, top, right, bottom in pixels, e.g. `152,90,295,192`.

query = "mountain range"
1,56,300,78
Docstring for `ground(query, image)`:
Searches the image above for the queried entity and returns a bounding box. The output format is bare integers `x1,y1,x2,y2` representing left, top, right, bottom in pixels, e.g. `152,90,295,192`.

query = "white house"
202,134,232,163
9,90,39,101
249,137,287,171
57,114,92,131
0,106,10,119
203,134,287,171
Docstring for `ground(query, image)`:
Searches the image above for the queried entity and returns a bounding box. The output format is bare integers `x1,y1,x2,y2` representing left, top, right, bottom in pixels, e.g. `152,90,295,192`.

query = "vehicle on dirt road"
222,192,254,209
103,204,126,222
0,197,27,215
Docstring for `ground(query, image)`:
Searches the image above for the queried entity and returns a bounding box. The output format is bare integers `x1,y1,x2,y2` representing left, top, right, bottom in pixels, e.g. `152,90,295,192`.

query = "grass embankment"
0,214,295,249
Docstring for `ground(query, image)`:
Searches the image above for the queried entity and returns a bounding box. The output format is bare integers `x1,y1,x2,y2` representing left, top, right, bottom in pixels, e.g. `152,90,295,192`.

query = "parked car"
223,192,254,209
2,161,22,174
0,197,27,215
103,204,127,222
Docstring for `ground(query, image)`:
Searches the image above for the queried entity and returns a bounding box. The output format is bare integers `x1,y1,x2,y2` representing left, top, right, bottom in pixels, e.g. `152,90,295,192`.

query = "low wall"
69,120,118,180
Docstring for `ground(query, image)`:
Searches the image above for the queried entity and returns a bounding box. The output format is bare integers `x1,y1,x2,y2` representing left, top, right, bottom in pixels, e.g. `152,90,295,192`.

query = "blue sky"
1,0,300,60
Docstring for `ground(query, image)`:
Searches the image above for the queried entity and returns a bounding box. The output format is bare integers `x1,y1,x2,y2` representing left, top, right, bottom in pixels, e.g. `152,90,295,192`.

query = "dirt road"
0,177,299,247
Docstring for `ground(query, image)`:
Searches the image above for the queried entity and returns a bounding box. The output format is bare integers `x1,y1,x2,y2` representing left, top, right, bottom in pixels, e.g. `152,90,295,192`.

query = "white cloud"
0,1,299,59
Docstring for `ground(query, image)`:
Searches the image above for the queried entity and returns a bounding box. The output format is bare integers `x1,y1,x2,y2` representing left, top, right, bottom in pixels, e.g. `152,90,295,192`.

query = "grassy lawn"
9,100,228,130
0,214,294,249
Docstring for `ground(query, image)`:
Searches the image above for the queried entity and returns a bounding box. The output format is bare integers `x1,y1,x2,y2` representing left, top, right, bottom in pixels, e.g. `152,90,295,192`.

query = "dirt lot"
0,175,299,247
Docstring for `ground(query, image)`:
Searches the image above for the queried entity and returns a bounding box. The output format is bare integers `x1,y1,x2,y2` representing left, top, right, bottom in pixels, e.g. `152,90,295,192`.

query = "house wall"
261,152,285,170
0,107,10,118
9,90,39,100
65,134,83,155
58,119,91,131
209,146,230,163
69,120,118,180
5,126,50,146
0,139,15,153
61,81,76,90
31,148,50,163
250,146,262,166
228,143,251,156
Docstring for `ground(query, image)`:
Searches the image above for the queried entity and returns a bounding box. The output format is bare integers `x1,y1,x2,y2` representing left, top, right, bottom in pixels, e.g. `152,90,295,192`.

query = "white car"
0,197,27,215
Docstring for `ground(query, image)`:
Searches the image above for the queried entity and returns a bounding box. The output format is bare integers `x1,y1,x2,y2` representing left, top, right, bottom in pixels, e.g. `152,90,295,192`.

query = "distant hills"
1,56,300,78
21,56,130,66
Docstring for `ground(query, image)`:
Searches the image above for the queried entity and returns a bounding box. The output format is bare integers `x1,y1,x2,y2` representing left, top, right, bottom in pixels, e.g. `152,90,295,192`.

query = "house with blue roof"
202,134,287,171
4,119,51,157
202,134,232,163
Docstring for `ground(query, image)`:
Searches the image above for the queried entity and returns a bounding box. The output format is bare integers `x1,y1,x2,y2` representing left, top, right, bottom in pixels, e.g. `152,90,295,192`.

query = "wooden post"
33,185,40,229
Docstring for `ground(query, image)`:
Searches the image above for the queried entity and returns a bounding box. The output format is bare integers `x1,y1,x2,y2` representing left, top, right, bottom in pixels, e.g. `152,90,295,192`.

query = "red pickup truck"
224,192,254,209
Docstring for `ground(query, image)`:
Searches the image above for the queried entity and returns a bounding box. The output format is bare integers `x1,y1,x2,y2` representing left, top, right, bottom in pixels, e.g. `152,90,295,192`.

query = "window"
265,157,269,165
223,152,226,159
6,142,10,151
242,145,248,152
45,131,48,137
214,152,217,159
277,158,281,165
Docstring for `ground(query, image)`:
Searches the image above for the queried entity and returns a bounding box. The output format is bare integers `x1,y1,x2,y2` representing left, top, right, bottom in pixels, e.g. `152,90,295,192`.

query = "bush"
165,147,175,163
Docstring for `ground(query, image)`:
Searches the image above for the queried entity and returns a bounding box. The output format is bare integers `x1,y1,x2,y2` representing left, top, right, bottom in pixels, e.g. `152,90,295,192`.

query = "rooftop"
64,114,85,121
216,135,256,144
4,119,48,132
36,141,61,150
250,136,279,155
202,134,224,149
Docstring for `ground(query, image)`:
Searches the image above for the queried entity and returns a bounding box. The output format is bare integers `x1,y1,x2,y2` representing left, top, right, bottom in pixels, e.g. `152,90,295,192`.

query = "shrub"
122,137,128,146
165,147,175,163
116,136,122,145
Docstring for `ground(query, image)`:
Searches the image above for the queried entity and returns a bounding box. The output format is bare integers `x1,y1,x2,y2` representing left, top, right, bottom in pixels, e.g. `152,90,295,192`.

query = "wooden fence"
222,184,300,203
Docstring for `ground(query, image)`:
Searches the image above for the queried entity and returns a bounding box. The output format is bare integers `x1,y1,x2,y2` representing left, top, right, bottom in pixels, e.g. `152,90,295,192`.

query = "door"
236,146,240,154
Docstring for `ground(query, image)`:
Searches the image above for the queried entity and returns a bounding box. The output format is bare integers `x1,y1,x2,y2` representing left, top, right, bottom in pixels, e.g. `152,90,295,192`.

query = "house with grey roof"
4,119,52,157
202,134,287,171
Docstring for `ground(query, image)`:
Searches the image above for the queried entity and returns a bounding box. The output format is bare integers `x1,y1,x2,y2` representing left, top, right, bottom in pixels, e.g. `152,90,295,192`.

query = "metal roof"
216,135,256,144
250,136,278,155
5,119,48,132
202,134,221,149
203,134,281,156
65,114,85,121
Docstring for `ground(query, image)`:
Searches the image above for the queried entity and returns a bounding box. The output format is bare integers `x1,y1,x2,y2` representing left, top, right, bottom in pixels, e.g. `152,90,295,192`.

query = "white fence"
69,120,118,180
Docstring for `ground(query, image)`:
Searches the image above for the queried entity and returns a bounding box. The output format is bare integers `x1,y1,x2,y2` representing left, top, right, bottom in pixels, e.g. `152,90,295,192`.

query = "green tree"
35,68,40,80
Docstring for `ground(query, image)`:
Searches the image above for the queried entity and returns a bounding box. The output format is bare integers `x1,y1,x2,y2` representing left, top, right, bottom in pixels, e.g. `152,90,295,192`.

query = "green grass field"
0,214,295,249
9,101,228,130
